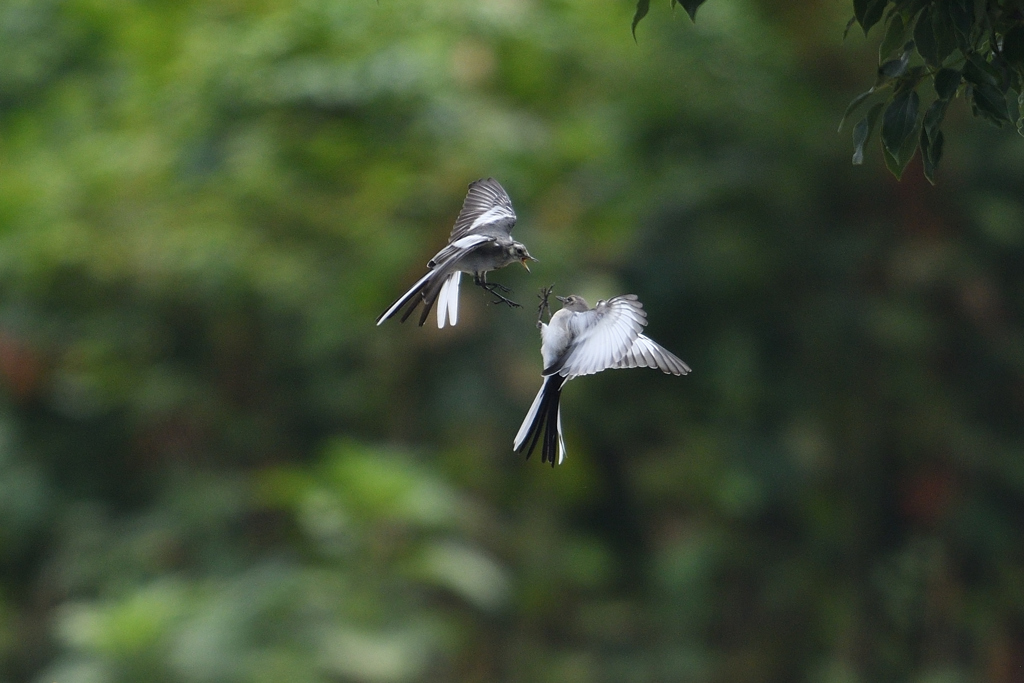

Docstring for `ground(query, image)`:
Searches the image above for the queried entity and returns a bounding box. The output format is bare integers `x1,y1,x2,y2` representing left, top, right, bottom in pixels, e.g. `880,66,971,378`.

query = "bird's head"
509,242,537,271
556,294,589,312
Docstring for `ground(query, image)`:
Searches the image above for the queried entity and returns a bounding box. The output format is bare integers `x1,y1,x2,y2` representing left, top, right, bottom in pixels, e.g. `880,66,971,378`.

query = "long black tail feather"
517,375,565,466
377,274,430,325
415,275,446,326
397,291,425,323
386,276,437,326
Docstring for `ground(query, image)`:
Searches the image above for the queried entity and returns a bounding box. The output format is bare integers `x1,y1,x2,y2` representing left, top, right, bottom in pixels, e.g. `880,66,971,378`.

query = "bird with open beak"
376,178,537,329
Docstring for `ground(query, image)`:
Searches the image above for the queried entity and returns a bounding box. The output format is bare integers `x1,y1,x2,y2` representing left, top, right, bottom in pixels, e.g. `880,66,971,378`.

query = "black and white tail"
513,374,567,466
376,271,461,328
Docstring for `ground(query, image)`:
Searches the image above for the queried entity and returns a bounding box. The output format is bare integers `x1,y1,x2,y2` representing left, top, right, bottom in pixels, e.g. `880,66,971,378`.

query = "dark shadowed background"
1,0,1024,681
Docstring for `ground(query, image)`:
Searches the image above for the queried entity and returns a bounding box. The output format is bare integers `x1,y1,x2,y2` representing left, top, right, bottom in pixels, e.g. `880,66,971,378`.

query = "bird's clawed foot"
480,282,521,308
473,274,520,308
537,285,554,327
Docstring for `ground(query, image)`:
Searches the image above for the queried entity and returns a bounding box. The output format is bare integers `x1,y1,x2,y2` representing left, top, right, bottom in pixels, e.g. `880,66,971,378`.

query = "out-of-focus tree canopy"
635,0,1024,183
1,1,1024,682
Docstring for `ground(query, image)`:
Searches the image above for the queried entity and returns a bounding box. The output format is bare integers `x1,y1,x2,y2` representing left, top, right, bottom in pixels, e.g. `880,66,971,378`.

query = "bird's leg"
474,273,521,308
488,280,513,294
537,285,554,328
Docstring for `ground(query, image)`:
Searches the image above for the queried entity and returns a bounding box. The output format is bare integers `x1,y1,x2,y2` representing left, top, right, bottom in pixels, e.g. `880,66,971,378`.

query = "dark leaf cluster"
634,0,707,39
841,0,1024,182
634,0,1024,182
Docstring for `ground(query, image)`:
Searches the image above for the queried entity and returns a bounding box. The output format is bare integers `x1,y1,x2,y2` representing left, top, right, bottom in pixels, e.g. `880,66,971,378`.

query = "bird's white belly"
541,312,574,369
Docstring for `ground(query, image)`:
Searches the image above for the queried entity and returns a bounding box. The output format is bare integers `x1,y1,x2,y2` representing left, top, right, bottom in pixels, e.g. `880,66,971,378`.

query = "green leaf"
882,88,920,156
882,142,902,177
913,7,938,66
931,9,958,63
1003,26,1024,66
963,54,1001,88
1011,67,1024,97
843,15,857,42
854,0,870,27
851,0,868,25
879,14,906,61
922,98,948,144
852,102,885,165
1018,90,1024,138
679,0,706,22
855,0,889,35
839,88,876,132
876,41,916,83
883,115,920,179
929,130,944,178
865,0,889,35
933,68,961,99
948,0,973,43
631,0,650,40
903,0,930,14
920,126,944,184
970,82,1012,125
878,51,910,80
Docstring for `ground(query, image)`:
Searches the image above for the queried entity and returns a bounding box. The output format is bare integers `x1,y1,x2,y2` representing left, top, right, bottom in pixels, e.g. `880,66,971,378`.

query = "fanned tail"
513,375,567,466
377,269,435,326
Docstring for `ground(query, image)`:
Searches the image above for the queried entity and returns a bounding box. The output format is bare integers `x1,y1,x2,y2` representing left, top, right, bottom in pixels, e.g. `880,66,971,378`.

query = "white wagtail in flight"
514,289,691,466
376,178,536,328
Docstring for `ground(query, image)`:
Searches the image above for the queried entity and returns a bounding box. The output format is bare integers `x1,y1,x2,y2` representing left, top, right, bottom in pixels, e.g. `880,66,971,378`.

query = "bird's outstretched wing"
449,178,517,242
427,178,514,268
611,334,691,375
544,295,647,378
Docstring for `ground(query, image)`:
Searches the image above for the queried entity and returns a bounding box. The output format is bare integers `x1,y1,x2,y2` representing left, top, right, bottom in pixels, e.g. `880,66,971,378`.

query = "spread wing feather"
545,295,647,378
611,334,692,375
449,178,516,242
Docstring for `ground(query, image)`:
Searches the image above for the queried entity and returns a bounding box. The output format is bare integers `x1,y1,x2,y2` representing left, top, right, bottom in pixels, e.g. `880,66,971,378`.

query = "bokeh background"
2,0,1024,681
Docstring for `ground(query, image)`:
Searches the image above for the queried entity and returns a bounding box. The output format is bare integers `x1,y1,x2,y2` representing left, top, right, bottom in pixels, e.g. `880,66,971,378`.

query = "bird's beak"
520,257,532,272
556,296,566,303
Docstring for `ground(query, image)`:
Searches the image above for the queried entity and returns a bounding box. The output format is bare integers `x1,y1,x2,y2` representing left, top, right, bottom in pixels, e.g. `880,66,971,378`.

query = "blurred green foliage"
1,0,1024,682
